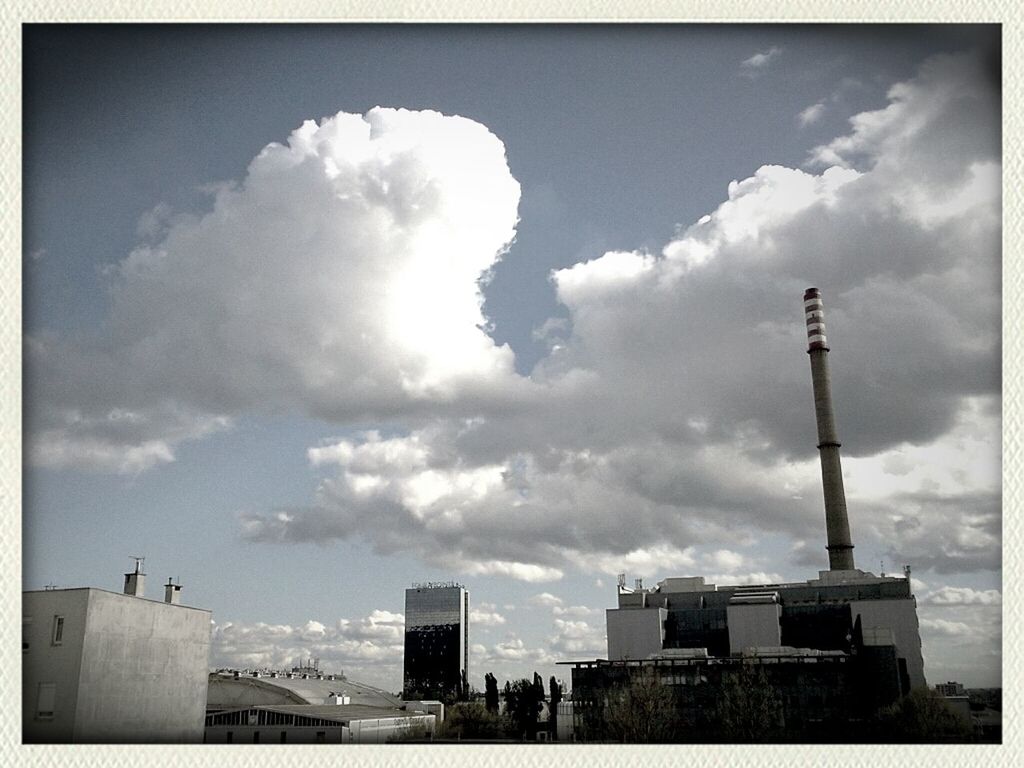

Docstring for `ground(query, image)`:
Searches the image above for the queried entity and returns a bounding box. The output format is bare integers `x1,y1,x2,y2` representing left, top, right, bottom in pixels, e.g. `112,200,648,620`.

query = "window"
51,616,64,646
36,682,56,720
316,731,326,743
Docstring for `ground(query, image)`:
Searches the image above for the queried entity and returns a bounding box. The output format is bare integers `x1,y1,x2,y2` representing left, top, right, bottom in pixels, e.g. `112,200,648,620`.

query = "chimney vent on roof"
164,578,183,605
124,556,146,597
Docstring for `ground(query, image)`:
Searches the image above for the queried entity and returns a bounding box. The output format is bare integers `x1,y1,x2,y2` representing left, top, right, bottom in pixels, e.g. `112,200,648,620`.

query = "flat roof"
23,586,211,613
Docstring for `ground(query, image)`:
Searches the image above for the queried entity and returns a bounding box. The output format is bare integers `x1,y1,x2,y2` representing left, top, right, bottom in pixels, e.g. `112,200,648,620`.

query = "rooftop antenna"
616,573,626,589
129,556,145,574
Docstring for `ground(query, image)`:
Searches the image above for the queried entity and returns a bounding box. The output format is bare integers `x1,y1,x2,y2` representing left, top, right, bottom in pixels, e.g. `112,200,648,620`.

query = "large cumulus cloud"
27,107,524,472
30,52,1000,584
241,50,999,581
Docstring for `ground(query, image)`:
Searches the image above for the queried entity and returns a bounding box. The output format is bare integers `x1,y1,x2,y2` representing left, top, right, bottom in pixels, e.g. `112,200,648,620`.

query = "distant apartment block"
403,582,469,701
23,566,211,743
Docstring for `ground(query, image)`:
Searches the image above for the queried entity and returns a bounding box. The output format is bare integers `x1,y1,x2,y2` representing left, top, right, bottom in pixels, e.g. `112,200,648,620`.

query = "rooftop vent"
123,556,146,597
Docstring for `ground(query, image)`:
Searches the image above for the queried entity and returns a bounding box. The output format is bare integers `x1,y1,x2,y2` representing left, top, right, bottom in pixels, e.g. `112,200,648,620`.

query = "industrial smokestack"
803,288,855,571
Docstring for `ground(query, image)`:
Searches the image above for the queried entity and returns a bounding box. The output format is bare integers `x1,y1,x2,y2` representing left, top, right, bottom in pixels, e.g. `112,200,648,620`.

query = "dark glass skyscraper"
403,583,469,701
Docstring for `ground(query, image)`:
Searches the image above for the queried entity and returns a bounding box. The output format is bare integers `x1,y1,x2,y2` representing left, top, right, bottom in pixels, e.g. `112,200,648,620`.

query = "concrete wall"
204,714,435,744
23,590,92,742
850,598,926,689
347,714,435,743
23,588,211,743
606,607,667,660
205,724,347,744
556,701,574,742
726,602,782,654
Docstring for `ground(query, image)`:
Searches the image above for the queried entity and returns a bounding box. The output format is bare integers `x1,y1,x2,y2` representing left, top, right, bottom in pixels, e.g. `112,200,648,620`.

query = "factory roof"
208,670,403,710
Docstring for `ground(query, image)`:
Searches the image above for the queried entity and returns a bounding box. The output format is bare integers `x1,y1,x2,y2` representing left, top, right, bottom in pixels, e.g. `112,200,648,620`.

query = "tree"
386,716,433,742
484,672,500,713
603,667,682,743
438,702,506,740
549,676,563,740
713,666,784,742
874,688,974,742
503,678,544,740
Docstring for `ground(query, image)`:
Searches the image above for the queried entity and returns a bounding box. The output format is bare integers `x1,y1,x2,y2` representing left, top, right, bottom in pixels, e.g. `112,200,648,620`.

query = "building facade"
567,647,904,742
606,569,926,690
204,704,436,743
403,583,469,701
23,585,211,743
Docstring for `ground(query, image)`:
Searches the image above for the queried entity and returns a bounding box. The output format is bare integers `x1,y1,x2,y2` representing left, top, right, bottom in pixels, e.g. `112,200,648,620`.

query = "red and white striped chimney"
804,288,855,571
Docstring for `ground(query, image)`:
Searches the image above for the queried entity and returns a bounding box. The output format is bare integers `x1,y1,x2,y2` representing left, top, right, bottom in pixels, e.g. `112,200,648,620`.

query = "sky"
22,24,1002,692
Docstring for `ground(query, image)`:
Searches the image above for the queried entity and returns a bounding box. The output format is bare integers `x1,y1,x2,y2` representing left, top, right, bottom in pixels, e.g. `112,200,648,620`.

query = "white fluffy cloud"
798,102,825,126
470,602,507,626
923,586,1001,606
210,608,407,691
741,46,782,73
27,107,523,471
917,598,1001,686
240,51,997,581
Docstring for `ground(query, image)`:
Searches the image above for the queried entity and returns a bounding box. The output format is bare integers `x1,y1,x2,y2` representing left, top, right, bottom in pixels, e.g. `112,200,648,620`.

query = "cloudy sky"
23,24,1001,691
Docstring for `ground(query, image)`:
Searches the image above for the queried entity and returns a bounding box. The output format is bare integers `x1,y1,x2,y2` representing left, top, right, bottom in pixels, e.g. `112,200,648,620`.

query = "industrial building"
563,289,928,740
23,562,211,743
205,669,438,743
403,582,470,701
605,569,924,690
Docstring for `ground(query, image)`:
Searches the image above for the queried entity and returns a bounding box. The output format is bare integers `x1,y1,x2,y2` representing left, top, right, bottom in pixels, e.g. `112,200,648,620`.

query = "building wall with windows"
568,649,903,741
23,587,211,743
204,704,436,743
606,571,925,689
403,584,469,700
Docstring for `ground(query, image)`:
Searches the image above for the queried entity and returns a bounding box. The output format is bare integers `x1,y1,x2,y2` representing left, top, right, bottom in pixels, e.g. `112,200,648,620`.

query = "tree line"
436,672,564,741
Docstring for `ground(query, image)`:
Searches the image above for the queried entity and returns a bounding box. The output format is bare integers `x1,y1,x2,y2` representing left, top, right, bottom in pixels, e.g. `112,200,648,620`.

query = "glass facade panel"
403,585,468,700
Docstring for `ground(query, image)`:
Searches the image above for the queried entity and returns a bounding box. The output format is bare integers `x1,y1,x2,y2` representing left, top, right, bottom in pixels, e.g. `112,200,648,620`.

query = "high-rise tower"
403,582,469,701
804,288,855,571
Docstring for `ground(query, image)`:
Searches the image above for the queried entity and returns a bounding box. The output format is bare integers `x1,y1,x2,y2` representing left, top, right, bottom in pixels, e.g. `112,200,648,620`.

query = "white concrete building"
23,579,211,743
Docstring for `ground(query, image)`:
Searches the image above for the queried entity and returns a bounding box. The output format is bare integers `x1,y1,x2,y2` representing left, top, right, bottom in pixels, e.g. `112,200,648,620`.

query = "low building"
23,568,211,743
935,680,966,697
206,668,438,743
207,668,403,710
204,704,435,743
